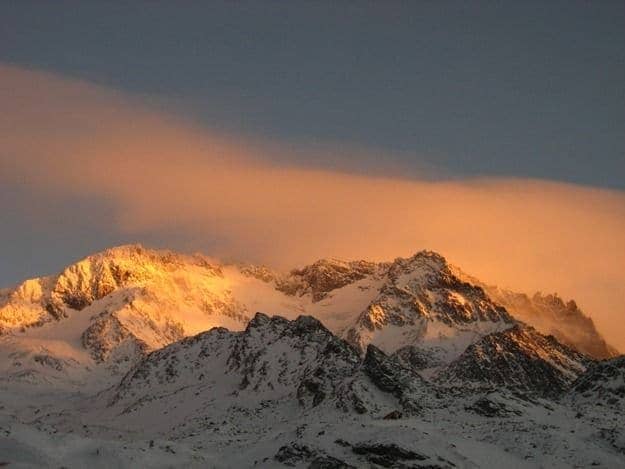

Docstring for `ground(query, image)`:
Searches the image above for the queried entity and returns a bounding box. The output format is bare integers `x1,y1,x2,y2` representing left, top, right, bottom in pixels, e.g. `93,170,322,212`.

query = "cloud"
1,63,624,351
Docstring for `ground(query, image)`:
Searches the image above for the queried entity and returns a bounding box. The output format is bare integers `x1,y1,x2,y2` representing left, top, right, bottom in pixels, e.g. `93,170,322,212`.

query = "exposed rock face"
391,345,444,372
568,355,625,413
350,442,428,467
239,264,277,283
362,344,430,413
277,258,380,302
274,443,356,468
436,324,592,396
81,312,153,365
465,396,523,418
274,443,315,466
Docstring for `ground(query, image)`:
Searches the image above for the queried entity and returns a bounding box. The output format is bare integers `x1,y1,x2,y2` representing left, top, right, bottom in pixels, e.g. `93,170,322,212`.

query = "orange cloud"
1,63,624,351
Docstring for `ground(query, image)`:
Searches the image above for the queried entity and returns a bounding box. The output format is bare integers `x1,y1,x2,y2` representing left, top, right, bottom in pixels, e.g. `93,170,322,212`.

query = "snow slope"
1,314,623,468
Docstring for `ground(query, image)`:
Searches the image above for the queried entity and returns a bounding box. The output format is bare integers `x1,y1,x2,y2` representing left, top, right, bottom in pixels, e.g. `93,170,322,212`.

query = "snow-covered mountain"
104,313,434,436
436,324,591,396
0,245,253,388
0,244,623,467
341,252,513,363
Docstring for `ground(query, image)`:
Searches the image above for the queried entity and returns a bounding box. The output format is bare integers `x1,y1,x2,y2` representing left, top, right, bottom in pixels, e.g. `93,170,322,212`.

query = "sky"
1,2,624,349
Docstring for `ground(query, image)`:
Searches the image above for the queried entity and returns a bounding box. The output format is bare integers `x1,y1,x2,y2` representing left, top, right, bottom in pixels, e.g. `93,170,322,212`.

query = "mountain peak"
407,249,448,265
385,250,453,287
280,257,380,301
344,250,513,354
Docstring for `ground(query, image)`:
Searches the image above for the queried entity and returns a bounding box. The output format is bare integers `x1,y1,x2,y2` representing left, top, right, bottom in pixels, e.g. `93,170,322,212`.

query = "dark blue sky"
2,1,624,187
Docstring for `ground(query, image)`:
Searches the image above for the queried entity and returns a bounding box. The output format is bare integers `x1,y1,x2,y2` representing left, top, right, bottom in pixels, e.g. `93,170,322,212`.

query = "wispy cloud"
1,63,624,350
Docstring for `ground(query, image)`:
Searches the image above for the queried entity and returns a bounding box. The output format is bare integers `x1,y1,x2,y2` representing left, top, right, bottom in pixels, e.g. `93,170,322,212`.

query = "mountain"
0,244,248,336
0,245,616,388
1,244,624,467
436,324,592,396
342,252,513,364
0,245,254,387
105,313,433,435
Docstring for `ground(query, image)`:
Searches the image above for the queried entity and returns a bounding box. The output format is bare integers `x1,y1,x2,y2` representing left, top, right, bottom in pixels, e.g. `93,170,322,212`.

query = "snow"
0,245,622,467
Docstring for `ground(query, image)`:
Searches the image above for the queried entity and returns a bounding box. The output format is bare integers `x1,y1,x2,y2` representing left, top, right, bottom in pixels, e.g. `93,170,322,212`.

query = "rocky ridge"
109,313,435,426
436,324,592,396
456,271,618,359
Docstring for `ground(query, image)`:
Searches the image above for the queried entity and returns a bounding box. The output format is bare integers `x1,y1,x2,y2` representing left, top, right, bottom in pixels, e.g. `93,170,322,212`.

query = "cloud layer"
2,64,624,350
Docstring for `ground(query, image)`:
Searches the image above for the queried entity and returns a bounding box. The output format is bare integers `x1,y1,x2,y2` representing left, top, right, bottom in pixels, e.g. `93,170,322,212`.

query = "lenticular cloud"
1,63,624,350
